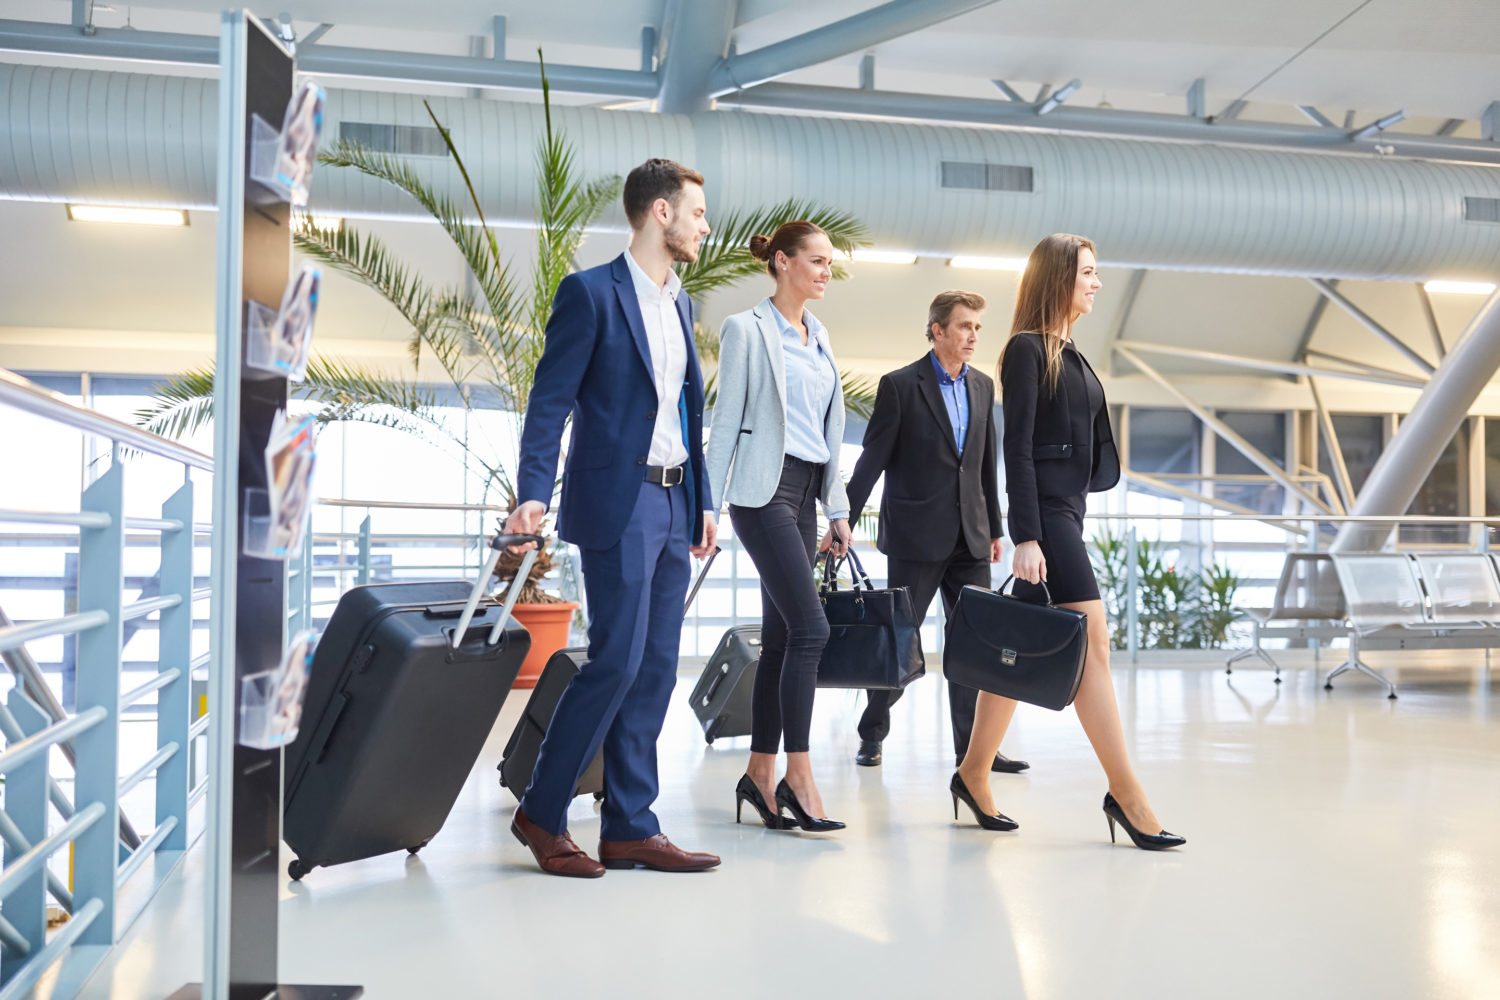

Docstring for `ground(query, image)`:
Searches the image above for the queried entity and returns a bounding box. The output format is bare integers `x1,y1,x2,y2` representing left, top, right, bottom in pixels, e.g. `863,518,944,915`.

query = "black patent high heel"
1103,792,1185,850
949,772,1019,831
735,775,790,829
775,779,845,832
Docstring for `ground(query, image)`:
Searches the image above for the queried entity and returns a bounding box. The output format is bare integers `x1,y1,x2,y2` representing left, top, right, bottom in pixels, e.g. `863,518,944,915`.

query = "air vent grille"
1464,196,1500,223
338,122,450,157
940,161,1033,192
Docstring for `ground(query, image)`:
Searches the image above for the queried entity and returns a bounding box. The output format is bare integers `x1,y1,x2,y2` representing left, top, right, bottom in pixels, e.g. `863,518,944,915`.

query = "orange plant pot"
509,602,579,689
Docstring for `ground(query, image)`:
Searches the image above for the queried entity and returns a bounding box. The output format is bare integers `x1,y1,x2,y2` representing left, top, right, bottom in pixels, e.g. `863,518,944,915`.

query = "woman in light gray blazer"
707,221,852,833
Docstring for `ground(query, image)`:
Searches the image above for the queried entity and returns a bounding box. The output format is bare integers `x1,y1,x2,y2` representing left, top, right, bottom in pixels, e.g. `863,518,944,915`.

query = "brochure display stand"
169,11,359,1000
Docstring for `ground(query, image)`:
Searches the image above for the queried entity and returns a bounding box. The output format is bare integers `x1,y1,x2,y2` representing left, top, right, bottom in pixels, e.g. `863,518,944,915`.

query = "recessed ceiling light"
67,204,189,227
850,248,918,265
949,255,1027,271
1424,280,1496,295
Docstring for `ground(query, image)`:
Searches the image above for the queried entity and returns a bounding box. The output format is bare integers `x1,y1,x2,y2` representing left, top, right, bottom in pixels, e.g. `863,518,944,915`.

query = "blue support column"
1,691,51,986
157,482,193,853
356,515,372,585
73,458,125,948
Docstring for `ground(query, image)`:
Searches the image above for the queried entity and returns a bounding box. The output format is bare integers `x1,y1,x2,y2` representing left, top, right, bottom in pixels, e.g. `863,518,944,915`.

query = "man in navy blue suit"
504,159,720,877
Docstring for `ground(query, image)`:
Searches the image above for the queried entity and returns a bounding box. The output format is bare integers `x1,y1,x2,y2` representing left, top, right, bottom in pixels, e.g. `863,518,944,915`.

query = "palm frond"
135,367,217,440
678,199,871,300
309,142,522,366
840,371,879,422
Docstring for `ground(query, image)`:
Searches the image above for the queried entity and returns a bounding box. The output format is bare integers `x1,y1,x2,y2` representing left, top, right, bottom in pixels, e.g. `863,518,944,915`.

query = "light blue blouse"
770,300,836,466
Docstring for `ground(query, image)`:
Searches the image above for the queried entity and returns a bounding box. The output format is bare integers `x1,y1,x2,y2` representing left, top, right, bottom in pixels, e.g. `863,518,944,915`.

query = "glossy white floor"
67,652,1500,1000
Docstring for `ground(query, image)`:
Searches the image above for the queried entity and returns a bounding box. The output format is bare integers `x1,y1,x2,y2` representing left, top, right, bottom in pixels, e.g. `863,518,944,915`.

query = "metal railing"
0,369,210,999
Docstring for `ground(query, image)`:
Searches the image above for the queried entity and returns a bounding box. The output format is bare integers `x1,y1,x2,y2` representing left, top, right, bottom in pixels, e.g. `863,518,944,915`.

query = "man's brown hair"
926,290,987,342
622,158,705,228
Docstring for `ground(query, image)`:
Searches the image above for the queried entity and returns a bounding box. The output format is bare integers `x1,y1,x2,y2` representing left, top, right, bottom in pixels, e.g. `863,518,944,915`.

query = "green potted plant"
140,59,873,685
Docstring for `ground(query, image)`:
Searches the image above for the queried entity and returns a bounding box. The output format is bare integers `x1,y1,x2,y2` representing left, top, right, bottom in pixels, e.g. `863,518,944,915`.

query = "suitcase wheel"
288,858,311,882
704,733,714,746
407,841,429,855
592,791,605,802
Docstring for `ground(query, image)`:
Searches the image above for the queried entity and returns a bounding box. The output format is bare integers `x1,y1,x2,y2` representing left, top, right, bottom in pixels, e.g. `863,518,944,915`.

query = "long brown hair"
999,233,1096,393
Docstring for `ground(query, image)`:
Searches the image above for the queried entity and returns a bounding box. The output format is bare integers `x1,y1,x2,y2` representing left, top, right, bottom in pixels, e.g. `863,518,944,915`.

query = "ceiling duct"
4,63,1500,282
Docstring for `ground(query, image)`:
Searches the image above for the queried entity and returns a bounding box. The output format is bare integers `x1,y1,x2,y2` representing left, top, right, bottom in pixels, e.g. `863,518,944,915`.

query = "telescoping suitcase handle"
683,545,721,611
451,532,545,649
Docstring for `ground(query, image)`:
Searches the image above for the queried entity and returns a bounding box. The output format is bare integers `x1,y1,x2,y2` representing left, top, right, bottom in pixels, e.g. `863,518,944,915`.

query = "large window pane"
1320,414,1384,496
1402,425,1468,546
1216,410,1286,514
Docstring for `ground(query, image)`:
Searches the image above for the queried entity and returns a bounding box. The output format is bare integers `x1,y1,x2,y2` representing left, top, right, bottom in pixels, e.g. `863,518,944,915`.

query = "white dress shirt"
624,249,690,469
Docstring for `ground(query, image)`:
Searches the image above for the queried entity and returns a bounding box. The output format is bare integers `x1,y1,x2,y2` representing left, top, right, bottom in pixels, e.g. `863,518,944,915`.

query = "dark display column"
169,11,360,1000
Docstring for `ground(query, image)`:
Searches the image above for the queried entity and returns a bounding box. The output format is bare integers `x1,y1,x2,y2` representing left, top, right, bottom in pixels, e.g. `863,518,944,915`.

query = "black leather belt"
646,464,685,487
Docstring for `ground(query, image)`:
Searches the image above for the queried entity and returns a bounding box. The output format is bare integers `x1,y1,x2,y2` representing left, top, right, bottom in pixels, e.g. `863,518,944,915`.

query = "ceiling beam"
1307,378,1356,513
991,79,1025,103
1035,78,1080,115
1186,78,1205,119
1414,283,1447,360
1349,109,1406,141
1117,340,1427,389
300,22,333,48
714,83,1500,168
1104,269,1146,377
1307,278,1435,374
1114,346,1335,514
707,0,1000,96
656,0,738,113
0,18,660,99
1296,105,1334,128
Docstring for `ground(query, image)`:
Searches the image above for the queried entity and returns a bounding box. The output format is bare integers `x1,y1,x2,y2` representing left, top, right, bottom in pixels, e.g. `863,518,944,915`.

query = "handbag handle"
818,548,872,596
998,574,1054,607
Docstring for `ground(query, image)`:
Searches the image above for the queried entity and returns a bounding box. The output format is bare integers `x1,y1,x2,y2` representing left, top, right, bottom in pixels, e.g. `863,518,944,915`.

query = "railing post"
157,481,193,854
1126,524,1140,663
1,690,52,986
74,456,125,946
356,515,372,586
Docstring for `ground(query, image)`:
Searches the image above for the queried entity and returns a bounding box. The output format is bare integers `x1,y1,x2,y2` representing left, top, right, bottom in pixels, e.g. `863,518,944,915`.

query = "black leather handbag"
815,549,925,690
943,577,1088,711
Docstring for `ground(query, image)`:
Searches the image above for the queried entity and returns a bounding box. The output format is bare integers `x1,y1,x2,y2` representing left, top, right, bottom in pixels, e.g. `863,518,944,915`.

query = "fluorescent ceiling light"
949,255,1028,271
307,215,344,234
66,204,189,227
1424,279,1496,295
850,248,917,265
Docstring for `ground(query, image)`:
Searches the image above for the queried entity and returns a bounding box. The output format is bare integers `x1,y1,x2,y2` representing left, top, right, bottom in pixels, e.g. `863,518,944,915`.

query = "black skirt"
1013,494,1100,605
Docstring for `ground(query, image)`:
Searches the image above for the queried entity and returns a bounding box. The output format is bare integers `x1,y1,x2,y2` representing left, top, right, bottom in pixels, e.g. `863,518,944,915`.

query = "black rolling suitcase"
688,626,760,744
283,533,542,880
498,547,722,800
499,648,605,801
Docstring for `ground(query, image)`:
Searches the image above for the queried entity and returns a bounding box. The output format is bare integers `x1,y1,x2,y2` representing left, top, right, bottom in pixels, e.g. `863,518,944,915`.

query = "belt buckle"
664,465,684,487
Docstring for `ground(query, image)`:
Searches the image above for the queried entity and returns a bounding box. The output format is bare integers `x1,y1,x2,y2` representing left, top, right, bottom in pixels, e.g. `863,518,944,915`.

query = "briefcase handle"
997,574,1056,607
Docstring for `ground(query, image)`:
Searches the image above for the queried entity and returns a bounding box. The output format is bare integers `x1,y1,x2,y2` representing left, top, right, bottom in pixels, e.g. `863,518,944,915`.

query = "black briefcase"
815,549,925,690
943,577,1088,711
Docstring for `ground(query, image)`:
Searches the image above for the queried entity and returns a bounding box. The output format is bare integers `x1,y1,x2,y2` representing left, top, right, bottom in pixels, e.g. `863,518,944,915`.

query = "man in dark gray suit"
833,290,1029,772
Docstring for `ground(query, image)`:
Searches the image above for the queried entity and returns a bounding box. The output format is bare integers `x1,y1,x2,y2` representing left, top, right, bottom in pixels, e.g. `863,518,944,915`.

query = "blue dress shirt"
930,351,969,455
771,301,836,466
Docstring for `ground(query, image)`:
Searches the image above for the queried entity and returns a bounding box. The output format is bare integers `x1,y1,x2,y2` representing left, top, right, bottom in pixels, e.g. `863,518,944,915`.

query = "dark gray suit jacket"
845,354,1004,562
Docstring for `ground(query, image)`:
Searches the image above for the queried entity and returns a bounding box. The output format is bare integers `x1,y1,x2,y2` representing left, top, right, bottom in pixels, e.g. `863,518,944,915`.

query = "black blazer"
999,332,1120,544
846,354,1004,562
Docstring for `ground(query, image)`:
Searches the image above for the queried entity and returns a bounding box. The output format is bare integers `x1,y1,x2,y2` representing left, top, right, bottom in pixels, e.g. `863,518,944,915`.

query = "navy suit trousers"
520,479,691,840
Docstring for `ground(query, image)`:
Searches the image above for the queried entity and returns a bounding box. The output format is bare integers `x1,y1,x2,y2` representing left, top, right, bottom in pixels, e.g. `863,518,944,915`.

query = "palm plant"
138,57,873,600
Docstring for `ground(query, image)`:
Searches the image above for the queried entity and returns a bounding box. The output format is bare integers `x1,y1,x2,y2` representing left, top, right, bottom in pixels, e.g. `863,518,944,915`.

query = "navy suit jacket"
516,253,710,552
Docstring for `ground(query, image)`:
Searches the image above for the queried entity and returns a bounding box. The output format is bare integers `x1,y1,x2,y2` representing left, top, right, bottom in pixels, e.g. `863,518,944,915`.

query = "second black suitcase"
498,647,605,802
689,626,761,744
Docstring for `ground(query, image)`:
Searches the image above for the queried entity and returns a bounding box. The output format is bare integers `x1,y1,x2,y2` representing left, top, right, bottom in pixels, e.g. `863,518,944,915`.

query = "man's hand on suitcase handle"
502,501,547,551
691,511,718,560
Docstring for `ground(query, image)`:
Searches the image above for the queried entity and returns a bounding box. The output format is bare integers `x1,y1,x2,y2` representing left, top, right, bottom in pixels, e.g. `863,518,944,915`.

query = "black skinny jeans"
729,456,830,754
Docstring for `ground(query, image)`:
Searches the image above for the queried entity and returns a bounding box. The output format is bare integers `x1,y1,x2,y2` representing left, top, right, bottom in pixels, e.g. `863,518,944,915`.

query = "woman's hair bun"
747,234,772,260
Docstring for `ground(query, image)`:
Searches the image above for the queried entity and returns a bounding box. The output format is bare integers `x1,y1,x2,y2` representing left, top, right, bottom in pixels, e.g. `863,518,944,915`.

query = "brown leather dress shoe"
511,806,605,878
598,834,721,872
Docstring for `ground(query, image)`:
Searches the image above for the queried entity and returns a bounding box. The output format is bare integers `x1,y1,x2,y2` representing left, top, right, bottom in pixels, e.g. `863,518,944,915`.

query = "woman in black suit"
952,233,1185,850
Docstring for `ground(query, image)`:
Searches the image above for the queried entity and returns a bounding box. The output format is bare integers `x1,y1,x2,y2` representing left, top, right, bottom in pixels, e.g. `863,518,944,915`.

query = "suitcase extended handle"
451,535,544,649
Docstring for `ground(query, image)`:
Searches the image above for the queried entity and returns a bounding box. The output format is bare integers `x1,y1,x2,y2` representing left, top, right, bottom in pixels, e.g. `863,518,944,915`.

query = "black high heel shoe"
1103,792,1185,850
949,773,1019,831
775,779,845,832
735,775,790,829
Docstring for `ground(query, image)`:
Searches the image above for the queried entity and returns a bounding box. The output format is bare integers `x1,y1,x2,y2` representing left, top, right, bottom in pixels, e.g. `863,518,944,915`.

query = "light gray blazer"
706,298,850,518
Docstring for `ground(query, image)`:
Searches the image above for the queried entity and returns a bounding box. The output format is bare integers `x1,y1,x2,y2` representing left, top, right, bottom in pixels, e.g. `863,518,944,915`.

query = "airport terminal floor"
72,653,1500,1000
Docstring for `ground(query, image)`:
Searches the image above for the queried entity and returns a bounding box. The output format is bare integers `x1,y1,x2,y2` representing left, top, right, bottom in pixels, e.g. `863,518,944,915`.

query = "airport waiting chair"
1225,553,1348,682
